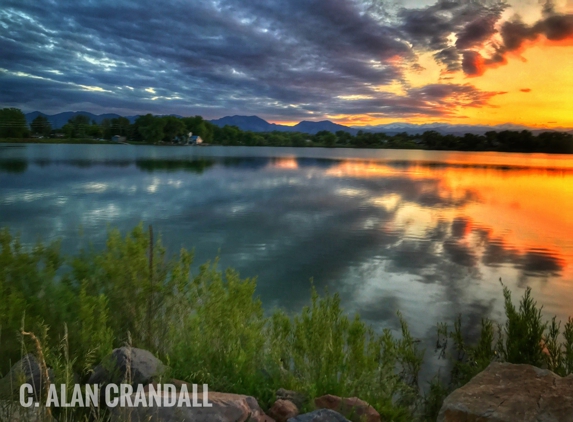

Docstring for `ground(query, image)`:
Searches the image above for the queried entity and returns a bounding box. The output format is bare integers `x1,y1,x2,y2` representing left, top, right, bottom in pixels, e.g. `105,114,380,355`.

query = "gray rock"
288,409,351,422
88,347,165,387
0,354,54,400
438,362,573,422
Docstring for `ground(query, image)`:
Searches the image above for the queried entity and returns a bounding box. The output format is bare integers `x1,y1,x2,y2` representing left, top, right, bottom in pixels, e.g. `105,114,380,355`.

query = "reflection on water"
1,144,573,358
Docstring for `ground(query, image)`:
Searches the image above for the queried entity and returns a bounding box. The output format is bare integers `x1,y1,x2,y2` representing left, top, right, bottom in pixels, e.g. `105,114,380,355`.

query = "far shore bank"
3,138,573,155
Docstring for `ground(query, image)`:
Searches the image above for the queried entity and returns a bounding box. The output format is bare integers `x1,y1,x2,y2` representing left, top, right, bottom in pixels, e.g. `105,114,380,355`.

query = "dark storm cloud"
455,13,501,49
476,11,573,73
0,0,511,119
462,50,485,76
0,0,412,118
433,47,462,72
399,0,508,75
398,1,573,77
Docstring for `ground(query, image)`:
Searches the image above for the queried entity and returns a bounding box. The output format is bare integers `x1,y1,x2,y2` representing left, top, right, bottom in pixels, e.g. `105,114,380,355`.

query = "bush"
2,225,573,422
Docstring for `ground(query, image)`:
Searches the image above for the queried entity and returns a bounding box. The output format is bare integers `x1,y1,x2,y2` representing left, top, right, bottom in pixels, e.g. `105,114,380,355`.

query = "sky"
0,0,572,127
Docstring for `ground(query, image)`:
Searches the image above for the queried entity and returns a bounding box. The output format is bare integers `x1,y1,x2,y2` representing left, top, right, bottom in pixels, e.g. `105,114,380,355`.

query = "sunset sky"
1,0,572,127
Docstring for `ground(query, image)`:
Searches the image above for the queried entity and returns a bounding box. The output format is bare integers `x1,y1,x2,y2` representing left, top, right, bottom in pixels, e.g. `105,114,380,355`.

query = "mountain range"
24,111,572,136
209,115,359,135
24,111,139,129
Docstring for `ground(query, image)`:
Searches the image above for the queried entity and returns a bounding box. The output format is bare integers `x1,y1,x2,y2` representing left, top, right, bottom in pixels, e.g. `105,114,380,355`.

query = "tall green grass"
1,224,573,422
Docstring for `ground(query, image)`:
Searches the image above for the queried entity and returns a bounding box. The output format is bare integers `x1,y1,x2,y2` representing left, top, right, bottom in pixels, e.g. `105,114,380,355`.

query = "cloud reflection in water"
1,147,572,350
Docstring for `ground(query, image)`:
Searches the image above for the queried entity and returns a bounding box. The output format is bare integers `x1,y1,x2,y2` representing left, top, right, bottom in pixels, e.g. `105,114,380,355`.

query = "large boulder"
438,362,573,422
288,409,350,422
110,390,274,422
0,354,54,400
268,399,299,422
314,394,380,422
88,347,165,387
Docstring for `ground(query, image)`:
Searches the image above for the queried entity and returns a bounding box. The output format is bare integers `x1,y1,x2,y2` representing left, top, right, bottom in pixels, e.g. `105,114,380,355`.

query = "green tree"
67,114,91,138
182,116,215,143
162,116,187,142
136,114,166,143
87,121,103,138
110,117,131,137
30,115,52,136
314,130,336,147
0,108,29,138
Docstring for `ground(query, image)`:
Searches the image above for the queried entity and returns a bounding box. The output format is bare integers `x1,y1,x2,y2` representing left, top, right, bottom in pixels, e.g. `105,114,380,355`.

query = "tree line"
1,107,572,153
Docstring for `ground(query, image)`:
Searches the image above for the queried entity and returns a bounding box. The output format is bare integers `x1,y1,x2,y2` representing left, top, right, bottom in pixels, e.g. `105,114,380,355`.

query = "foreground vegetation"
1,225,573,421
2,107,573,153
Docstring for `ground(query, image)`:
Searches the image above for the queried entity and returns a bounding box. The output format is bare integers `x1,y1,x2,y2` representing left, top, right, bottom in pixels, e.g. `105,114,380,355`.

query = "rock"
276,388,307,409
110,390,274,422
88,347,165,386
438,362,573,422
268,399,299,422
314,394,380,422
0,354,54,400
288,409,351,422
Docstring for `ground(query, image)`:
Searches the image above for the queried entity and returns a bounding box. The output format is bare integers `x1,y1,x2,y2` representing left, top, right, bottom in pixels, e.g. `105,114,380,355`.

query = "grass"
1,224,573,421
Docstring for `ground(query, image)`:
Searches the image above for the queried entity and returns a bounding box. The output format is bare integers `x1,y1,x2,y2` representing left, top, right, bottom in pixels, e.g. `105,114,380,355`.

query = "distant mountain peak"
209,115,358,135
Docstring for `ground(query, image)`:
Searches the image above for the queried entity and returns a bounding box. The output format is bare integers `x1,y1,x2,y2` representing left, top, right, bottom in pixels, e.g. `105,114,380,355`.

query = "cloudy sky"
1,0,572,126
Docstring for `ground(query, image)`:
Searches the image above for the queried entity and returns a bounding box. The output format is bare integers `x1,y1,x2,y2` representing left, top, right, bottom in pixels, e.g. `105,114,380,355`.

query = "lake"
1,144,573,369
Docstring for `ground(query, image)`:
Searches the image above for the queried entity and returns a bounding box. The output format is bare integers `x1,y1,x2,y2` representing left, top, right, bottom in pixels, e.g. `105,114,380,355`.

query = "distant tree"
67,114,91,138
0,108,29,138
110,117,131,137
313,130,336,147
290,133,307,147
335,130,352,145
87,121,103,138
61,123,74,138
162,116,187,142
538,131,573,153
101,118,112,139
30,115,52,136
181,116,215,143
136,114,165,143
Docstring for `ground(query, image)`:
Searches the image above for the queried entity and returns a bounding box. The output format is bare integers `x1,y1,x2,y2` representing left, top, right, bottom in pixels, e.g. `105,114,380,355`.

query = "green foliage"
500,285,546,366
4,107,573,151
0,108,29,138
66,115,91,138
0,228,63,369
5,226,573,422
135,114,166,143
432,283,573,422
169,262,268,398
0,225,425,421
30,116,52,136
161,116,187,142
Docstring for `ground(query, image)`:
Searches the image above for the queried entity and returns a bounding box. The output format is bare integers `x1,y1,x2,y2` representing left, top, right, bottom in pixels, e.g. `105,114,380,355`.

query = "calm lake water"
2,144,573,370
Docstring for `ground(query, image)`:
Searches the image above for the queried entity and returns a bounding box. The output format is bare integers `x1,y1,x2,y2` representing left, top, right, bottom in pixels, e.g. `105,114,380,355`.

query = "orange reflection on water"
268,157,299,169
324,157,573,279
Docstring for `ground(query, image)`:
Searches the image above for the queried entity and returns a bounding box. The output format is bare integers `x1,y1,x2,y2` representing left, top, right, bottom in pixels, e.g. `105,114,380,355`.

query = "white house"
187,132,203,145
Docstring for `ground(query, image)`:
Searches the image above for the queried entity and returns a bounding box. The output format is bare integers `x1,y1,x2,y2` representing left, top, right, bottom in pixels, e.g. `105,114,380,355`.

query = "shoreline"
2,138,573,155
